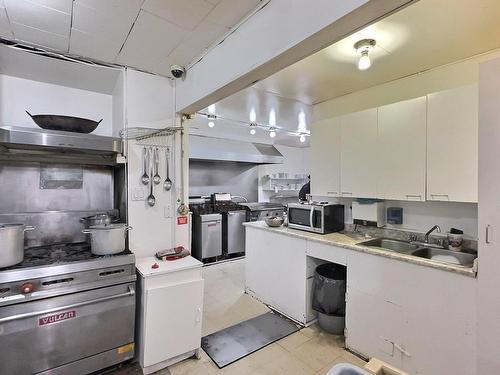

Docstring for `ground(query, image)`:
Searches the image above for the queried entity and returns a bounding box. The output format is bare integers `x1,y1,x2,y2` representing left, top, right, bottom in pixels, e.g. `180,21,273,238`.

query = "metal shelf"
119,126,183,141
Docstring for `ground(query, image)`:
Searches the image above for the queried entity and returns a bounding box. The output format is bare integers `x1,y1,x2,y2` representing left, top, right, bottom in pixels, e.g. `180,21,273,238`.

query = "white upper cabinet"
340,108,378,198
310,117,341,197
378,97,427,201
427,84,478,203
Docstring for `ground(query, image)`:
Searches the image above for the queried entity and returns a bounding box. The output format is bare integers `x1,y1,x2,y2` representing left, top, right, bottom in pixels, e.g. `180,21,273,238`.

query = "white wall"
0,74,114,136
258,145,310,202
125,69,189,259
338,198,478,238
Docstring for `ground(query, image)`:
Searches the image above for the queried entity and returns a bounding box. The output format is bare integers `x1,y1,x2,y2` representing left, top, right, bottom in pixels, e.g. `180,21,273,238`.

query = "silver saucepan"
0,224,35,268
82,224,132,255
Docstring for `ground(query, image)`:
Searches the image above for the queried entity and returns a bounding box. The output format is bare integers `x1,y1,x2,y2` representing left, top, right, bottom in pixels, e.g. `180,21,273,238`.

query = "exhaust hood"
189,135,284,164
0,126,123,165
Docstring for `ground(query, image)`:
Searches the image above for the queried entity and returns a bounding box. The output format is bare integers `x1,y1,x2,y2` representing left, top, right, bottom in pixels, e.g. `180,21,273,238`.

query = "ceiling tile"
11,21,69,51
0,7,12,38
168,43,201,67
72,1,140,44
142,0,214,31
117,10,187,73
5,0,70,36
205,0,222,5
205,0,261,28
27,0,72,13
182,20,228,51
70,28,122,62
76,0,143,15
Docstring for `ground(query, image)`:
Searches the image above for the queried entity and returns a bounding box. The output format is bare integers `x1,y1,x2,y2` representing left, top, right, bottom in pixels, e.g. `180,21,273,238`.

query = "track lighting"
269,128,277,138
207,114,216,128
299,134,306,143
249,123,257,135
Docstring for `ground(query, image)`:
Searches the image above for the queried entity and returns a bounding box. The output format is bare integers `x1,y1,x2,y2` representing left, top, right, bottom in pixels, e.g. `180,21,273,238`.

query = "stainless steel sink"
358,237,477,267
358,238,419,253
409,248,476,267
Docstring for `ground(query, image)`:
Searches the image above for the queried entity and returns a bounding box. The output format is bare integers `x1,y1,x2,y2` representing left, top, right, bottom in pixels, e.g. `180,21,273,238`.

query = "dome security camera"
170,65,185,79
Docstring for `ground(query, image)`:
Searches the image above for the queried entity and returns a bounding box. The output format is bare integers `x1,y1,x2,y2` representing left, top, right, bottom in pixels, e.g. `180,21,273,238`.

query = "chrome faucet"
425,225,441,243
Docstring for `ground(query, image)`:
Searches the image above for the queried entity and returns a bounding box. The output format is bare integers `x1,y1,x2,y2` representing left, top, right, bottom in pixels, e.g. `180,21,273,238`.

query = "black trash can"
312,263,347,334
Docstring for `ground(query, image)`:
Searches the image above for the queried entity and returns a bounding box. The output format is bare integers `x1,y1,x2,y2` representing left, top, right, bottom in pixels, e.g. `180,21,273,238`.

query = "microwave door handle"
310,206,314,228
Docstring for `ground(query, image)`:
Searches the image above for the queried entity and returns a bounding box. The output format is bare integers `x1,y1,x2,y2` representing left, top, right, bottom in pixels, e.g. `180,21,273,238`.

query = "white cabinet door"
245,227,307,323
378,97,427,201
340,108,378,198
310,117,341,197
143,279,203,367
427,84,478,202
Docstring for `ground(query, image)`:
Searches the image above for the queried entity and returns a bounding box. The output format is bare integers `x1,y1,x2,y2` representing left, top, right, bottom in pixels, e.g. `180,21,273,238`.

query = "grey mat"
201,311,300,368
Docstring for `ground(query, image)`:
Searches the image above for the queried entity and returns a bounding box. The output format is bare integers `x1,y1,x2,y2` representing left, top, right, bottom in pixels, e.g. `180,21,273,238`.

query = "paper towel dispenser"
352,201,385,227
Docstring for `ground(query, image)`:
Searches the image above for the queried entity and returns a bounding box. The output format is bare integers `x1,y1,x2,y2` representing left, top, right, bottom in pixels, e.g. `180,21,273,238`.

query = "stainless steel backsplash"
189,160,258,202
0,161,115,247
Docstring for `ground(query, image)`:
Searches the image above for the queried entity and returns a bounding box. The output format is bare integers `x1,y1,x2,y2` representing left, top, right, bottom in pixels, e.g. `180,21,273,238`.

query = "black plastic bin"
312,263,347,334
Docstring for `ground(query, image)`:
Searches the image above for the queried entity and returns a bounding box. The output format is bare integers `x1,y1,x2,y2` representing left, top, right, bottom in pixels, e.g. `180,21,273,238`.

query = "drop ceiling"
0,0,263,76
194,0,500,147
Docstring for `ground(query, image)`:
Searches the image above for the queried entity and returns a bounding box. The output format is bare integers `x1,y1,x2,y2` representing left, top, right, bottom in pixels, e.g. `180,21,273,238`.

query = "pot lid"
88,223,127,230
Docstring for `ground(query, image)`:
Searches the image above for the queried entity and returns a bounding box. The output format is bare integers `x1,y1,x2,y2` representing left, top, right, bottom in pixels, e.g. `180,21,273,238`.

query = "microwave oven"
287,203,344,234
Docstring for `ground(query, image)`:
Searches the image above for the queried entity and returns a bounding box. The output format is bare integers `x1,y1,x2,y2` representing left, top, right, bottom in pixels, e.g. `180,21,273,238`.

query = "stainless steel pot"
80,214,118,228
0,224,35,267
82,224,132,255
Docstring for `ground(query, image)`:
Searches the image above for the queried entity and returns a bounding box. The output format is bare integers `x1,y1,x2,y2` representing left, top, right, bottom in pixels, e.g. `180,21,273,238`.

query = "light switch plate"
132,187,145,201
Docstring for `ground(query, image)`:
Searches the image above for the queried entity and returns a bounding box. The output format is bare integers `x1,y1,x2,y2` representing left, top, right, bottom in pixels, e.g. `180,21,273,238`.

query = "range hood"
0,126,123,165
189,135,284,164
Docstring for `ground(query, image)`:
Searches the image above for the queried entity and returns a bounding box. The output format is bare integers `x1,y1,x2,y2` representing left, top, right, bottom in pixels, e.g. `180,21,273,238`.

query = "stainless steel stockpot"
82,224,132,255
0,224,35,267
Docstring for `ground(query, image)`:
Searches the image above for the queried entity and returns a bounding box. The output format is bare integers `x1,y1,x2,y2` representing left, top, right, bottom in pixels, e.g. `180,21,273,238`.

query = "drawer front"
306,241,348,266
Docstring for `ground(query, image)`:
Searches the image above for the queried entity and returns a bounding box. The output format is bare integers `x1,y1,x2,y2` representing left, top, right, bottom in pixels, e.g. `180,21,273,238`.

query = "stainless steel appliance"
223,210,246,255
192,213,223,261
0,125,133,374
287,202,344,234
0,243,136,375
239,202,285,222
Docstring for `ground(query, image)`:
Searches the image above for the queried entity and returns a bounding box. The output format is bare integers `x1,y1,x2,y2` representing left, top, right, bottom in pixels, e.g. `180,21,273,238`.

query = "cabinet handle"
326,191,338,195
195,307,202,324
430,194,449,200
486,225,492,244
341,192,352,196
405,194,422,200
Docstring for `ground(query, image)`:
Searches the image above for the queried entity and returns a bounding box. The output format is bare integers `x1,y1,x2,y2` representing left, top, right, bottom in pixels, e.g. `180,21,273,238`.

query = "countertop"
243,221,476,278
136,255,203,277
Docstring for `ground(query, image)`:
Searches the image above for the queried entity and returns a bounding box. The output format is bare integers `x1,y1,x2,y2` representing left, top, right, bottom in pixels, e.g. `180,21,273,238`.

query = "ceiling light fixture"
249,123,257,135
269,127,277,138
354,39,376,71
207,114,216,128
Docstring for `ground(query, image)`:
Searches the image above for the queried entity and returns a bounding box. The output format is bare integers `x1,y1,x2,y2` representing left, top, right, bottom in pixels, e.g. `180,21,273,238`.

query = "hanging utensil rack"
119,126,183,141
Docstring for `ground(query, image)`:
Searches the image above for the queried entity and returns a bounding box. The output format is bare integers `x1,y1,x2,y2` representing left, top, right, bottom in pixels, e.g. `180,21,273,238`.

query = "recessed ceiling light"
354,39,376,70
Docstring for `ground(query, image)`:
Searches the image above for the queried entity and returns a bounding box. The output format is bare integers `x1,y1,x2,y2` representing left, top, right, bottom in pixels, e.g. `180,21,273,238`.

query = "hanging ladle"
163,148,172,191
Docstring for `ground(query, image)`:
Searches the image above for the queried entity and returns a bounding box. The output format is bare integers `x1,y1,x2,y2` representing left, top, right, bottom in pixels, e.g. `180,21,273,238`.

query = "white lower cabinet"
245,227,476,375
346,252,476,375
136,257,204,374
245,227,308,323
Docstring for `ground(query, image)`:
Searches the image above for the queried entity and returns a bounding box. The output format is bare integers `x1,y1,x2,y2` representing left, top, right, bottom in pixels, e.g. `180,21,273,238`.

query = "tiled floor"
164,259,366,375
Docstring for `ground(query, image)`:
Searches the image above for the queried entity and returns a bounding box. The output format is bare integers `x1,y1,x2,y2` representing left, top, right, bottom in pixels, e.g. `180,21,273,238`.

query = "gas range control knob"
21,283,35,294
152,263,159,269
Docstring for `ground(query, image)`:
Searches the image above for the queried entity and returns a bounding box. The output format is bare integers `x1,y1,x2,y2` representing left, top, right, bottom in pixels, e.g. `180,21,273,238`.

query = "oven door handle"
309,206,314,228
0,285,135,324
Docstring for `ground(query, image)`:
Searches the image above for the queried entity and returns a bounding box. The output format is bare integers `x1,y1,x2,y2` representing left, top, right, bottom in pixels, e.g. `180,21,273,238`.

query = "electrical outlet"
132,187,145,201
164,205,172,218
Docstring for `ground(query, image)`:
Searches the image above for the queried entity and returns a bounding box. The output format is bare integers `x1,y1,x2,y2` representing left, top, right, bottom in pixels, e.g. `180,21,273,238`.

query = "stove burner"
189,202,246,216
2,242,132,270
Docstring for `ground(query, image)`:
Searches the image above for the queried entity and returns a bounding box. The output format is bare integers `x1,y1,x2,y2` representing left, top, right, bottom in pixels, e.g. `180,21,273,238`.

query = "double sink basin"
358,238,476,268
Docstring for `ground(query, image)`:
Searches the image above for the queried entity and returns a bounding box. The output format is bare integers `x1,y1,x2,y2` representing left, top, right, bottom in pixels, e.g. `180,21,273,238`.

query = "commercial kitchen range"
0,126,135,374
189,194,285,263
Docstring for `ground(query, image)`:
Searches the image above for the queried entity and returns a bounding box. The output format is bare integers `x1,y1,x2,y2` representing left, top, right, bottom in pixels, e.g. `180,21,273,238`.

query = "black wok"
26,111,103,134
